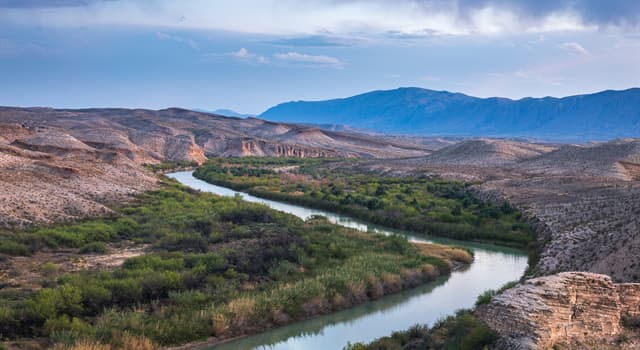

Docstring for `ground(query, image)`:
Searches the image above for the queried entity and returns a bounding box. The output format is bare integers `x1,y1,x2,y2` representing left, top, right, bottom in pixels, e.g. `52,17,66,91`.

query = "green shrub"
357,310,497,350
475,289,495,307
79,242,108,254
155,233,208,253
622,315,640,329
0,240,29,256
25,285,83,321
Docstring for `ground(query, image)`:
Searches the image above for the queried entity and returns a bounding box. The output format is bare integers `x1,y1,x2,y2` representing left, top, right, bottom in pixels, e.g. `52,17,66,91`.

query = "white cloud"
229,47,251,58
155,31,199,50
274,51,342,67
0,0,604,37
559,42,589,56
202,47,269,64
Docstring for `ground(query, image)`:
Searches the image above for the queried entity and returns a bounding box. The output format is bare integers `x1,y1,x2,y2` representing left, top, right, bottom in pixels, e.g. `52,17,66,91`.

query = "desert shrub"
155,233,208,253
168,290,206,307
44,315,95,343
80,242,108,254
26,285,83,322
622,315,640,329
268,260,302,282
41,262,61,275
475,289,495,307
0,240,29,256
355,310,497,350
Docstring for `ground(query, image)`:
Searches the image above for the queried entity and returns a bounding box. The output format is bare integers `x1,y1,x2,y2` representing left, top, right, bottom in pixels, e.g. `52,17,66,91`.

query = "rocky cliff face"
0,107,431,162
0,107,435,226
477,272,640,349
0,124,158,227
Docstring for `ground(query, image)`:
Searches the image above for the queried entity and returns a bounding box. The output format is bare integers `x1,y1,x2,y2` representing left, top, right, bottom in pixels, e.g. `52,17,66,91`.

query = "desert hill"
417,138,557,166
0,106,431,226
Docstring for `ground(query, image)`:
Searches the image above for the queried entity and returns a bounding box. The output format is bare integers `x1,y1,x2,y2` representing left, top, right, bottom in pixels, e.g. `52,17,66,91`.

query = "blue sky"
0,0,639,114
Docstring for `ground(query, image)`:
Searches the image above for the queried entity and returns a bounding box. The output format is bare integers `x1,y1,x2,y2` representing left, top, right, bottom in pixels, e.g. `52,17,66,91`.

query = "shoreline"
163,261,470,350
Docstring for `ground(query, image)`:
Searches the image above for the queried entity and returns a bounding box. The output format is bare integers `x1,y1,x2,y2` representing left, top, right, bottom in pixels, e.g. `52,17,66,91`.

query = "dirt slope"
419,138,557,166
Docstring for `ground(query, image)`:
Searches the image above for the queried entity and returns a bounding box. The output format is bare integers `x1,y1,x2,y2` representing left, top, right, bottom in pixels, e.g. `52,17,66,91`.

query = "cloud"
268,35,366,48
229,47,251,58
202,47,269,64
155,31,199,50
274,51,343,67
204,48,342,68
1,0,638,37
559,42,589,56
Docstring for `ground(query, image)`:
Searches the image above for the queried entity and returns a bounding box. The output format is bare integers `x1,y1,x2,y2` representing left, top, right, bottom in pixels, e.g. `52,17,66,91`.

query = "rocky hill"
0,107,433,226
0,107,430,161
519,138,640,180
0,123,158,227
260,87,640,140
416,139,557,166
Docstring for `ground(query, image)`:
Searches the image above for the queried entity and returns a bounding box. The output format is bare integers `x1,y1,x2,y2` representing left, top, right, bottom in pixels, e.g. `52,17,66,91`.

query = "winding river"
167,171,528,350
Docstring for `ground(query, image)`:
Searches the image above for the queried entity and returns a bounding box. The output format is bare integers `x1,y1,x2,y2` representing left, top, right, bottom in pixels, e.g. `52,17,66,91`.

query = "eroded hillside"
350,138,640,282
0,107,433,227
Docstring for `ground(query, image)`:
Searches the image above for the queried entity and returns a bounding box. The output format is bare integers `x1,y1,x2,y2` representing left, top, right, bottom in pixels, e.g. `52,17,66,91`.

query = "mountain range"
260,87,640,140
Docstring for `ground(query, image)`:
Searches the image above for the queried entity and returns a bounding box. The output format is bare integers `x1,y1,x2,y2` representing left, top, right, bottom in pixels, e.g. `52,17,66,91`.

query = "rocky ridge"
0,107,435,226
477,272,640,349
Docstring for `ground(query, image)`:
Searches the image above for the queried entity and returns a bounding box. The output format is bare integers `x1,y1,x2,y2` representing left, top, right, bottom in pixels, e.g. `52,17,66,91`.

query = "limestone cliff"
477,272,640,349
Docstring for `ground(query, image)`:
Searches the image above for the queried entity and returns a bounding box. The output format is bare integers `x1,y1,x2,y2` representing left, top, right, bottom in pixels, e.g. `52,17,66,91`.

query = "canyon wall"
477,272,640,349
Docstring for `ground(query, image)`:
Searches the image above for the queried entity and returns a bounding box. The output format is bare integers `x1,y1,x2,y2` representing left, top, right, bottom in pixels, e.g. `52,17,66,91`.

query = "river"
167,171,528,350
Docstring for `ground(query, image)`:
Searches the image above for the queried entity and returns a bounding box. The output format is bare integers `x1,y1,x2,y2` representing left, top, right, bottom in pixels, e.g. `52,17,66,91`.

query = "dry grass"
420,263,440,279
346,281,368,304
415,242,473,264
53,334,157,350
381,272,402,293
331,293,347,309
227,297,255,328
211,313,230,337
366,274,384,299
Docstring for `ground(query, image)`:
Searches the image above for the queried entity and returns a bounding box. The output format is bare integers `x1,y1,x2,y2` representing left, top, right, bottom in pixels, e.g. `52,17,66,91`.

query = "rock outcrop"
477,272,640,349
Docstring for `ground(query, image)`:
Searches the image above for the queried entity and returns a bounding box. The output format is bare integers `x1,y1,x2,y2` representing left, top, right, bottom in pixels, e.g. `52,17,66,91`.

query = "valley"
0,107,639,350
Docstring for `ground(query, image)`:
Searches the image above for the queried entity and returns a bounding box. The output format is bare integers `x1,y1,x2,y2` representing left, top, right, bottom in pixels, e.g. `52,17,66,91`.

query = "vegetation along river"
167,171,528,350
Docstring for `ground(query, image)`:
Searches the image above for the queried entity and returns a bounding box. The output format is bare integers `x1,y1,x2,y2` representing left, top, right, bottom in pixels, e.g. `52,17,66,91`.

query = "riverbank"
163,246,470,350
165,171,527,350
192,158,534,248
1,175,473,350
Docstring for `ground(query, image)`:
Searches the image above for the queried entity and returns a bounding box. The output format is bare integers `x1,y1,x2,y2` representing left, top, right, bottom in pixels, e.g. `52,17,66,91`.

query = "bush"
80,242,108,254
475,289,495,307
26,285,83,321
155,234,208,253
622,315,640,329
0,240,29,256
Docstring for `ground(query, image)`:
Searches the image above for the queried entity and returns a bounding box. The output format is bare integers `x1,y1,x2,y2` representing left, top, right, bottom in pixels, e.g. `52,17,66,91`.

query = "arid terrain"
345,138,640,349
1,107,639,349
0,107,432,227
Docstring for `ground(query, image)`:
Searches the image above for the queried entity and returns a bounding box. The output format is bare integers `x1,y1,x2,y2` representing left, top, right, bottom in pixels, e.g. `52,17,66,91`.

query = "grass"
0,179,461,349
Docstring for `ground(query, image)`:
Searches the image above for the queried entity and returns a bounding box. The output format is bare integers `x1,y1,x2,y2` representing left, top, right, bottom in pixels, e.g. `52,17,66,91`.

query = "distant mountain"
260,87,640,140
211,109,256,118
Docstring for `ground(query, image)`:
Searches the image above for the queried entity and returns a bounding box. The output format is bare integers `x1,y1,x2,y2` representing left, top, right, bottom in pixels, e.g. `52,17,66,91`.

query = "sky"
0,0,639,114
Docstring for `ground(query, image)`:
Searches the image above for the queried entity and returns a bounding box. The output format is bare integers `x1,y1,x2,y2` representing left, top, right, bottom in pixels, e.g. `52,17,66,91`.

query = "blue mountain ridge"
259,87,640,140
